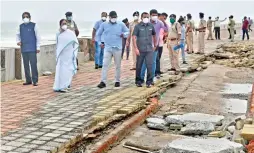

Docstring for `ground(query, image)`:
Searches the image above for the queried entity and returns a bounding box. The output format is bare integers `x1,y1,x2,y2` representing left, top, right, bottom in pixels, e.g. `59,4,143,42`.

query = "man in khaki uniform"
186,13,194,54
127,11,140,70
207,16,214,40
65,12,80,70
196,12,207,54
167,14,181,75
228,15,236,42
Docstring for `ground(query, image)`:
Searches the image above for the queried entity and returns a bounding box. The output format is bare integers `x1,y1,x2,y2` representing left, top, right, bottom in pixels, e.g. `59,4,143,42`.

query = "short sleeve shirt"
207,19,213,27
168,22,181,39
199,19,207,29
187,20,194,31
93,20,104,41
132,22,156,52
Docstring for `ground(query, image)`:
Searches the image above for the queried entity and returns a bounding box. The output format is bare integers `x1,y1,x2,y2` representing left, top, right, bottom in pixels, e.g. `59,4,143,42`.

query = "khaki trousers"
186,32,193,52
168,40,180,71
230,28,235,41
198,32,205,53
207,27,213,39
131,39,136,68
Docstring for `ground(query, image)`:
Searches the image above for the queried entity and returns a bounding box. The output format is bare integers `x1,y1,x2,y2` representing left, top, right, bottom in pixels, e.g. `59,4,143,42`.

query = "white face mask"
61,25,68,30
142,18,149,24
23,18,30,23
133,16,139,20
102,17,107,21
151,16,158,21
110,18,117,23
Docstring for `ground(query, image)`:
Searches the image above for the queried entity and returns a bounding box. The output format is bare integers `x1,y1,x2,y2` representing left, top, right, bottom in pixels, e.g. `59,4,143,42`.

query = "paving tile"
21,143,39,149
1,145,17,151
5,141,25,147
29,149,49,153
0,40,212,152
30,140,47,145
13,147,32,152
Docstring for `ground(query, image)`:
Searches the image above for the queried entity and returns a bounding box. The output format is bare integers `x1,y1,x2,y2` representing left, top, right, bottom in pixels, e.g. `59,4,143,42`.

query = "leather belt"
169,38,179,41
200,31,206,32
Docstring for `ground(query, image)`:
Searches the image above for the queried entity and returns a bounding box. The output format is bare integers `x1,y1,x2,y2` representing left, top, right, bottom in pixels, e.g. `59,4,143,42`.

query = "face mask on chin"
23,18,30,23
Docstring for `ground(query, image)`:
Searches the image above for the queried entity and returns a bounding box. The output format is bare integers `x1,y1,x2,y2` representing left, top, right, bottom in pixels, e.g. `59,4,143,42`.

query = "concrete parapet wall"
1,37,94,82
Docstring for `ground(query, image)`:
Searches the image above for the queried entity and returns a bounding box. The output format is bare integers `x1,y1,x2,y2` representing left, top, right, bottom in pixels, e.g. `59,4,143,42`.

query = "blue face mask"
67,16,72,21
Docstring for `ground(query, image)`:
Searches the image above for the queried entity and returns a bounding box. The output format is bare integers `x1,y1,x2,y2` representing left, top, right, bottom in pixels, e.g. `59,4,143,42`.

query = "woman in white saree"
53,19,79,92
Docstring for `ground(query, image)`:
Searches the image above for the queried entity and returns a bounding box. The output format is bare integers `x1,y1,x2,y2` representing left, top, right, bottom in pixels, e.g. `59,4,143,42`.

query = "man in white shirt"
214,16,227,40
16,12,40,86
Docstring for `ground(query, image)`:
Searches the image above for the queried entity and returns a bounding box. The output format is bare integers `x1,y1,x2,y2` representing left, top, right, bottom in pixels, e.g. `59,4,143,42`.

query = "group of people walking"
16,10,252,92
91,10,209,88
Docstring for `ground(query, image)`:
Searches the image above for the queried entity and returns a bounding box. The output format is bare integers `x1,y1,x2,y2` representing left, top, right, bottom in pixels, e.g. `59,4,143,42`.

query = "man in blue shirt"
16,12,40,86
92,12,107,69
96,11,129,88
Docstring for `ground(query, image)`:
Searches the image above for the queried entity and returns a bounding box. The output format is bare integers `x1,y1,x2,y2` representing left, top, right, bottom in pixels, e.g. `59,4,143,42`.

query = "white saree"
53,29,79,91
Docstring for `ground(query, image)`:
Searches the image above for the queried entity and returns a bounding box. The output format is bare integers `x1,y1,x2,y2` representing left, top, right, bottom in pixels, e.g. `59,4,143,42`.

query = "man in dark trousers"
16,12,40,86
121,18,130,60
132,12,157,88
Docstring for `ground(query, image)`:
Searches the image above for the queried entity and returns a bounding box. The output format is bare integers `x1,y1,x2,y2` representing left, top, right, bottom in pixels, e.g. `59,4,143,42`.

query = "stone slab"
165,113,224,125
160,138,244,153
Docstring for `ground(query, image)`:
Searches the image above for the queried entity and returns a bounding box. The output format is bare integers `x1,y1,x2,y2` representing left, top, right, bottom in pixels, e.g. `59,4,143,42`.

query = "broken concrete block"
147,123,167,131
180,122,215,135
146,118,167,126
165,115,183,125
42,71,52,76
196,67,202,71
235,115,246,122
208,131,226,138
244,118,253,124
169,124,183,130
227,125,235,134
241,124,254,141
236,120,244,130
233,130,245,145
166,113,224,126
160,137,244,153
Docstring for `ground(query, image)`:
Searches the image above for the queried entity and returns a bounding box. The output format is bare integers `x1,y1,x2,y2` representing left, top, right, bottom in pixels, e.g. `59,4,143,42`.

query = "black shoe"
146,84,152,88
156,75,160,79
115,82,120,87
136,84,142,87
95,64,99,69
23,82,32,85
97,82,106,88
183,61,188,64
33,83,38,86
99,65,102,68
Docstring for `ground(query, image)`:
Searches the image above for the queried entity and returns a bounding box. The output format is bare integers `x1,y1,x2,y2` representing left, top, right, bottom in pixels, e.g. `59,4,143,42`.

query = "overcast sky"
1,0,254,23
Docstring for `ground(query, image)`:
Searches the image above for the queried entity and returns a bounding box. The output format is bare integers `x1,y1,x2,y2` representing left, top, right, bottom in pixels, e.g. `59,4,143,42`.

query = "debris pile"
206,42,254,68
146,112,254,153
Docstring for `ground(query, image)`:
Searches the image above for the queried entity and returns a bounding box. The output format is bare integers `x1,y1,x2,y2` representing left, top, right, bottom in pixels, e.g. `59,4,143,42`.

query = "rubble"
206,41,254,68
160,138,244,153
180,122,215,135
165,113,224,126
146,118,167,130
